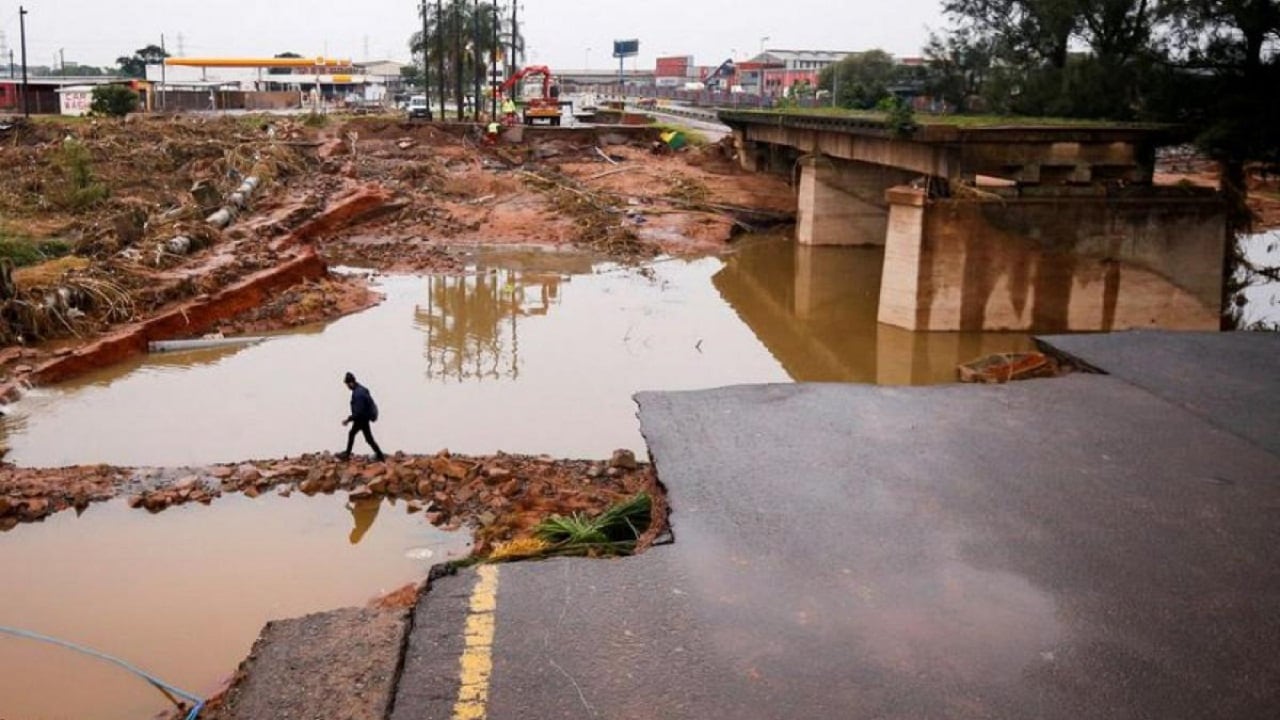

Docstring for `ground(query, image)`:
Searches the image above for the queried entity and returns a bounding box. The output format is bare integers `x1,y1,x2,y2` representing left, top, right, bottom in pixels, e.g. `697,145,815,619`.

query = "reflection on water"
715,237,1033,383
347,497,383,544
417,269,563,382
4,239,1031,467
0,493,469,720
1241,230,1280,326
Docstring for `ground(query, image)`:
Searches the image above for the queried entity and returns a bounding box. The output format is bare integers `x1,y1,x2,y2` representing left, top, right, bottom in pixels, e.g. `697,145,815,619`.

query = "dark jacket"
349,384,378,423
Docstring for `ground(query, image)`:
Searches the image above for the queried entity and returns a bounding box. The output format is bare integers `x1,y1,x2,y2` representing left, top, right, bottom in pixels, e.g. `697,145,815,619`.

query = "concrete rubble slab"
395,374,1280,718
1039,330,1280,456
209,606,408,720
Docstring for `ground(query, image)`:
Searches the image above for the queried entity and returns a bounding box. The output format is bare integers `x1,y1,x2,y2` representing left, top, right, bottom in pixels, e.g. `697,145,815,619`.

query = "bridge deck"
719,110,1178,184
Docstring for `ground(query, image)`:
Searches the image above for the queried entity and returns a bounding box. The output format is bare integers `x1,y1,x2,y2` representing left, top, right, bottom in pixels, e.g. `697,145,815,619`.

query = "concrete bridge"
719,111,1227,332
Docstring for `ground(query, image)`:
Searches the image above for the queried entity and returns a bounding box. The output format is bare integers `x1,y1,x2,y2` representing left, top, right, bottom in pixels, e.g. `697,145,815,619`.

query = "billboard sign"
655,55,693,77
612,39,639,58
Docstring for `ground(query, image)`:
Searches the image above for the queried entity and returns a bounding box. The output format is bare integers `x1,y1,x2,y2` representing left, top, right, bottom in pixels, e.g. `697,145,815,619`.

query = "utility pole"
509,0,518,81
59,48,64,75
421,0,431,118
436,0,445,119
19,5,29,117
160,34,167,111
452,0,462,120
472,0,482,120
490,0,498,119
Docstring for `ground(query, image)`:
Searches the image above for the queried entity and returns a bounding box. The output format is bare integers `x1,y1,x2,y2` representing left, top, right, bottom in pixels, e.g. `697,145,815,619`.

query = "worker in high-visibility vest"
501,97,517,125
485,121,501,145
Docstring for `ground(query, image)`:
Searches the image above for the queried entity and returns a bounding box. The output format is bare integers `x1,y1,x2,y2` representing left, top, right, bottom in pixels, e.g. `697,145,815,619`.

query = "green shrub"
877,96,917,137
303,112,329,128
90,85,140,118
56,139,110,210
0,236,73,267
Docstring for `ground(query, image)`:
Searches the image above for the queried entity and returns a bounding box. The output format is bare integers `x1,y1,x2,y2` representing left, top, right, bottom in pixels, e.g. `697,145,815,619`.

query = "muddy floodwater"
0,237,1031,719
3,238,1031,467
0,493,469,720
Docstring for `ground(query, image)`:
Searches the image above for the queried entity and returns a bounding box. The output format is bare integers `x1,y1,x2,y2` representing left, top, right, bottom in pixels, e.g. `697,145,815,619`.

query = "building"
654,56,695,88
741,49,855,96
0,76,131,114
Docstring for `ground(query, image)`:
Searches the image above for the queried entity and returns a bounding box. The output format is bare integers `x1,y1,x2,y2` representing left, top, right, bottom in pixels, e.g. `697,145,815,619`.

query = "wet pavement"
1040,330,1280,456
0,493,469,720
1,240,1029,467
394,366,1280,717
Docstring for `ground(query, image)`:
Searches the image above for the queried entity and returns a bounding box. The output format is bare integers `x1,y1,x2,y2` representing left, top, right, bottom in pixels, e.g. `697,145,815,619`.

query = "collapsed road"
0,110,784,719
3,108,1278,720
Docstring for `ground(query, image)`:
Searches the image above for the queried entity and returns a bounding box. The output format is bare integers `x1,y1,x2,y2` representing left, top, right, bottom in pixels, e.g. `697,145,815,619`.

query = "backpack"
369,395,379,422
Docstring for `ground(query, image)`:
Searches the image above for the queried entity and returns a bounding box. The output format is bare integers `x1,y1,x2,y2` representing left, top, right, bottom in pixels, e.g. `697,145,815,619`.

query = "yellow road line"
452,564,500,720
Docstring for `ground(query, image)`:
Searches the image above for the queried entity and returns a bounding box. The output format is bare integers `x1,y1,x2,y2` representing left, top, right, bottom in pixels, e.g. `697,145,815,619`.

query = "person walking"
339,371,385,462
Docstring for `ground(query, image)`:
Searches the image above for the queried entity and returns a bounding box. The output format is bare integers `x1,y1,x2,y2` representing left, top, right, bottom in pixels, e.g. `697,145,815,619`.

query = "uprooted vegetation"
0,116,321,348
0,113,795,397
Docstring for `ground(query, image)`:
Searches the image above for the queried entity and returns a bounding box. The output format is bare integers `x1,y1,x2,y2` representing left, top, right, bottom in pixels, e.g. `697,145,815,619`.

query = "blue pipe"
0,625,205,718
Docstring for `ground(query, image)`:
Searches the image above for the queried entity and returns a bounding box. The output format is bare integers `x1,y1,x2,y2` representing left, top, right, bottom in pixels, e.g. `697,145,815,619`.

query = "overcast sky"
0,0,948,71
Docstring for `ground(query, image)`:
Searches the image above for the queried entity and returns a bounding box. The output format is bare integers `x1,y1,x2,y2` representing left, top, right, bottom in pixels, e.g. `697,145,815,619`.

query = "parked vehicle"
498,66,563,126
407,95,431,120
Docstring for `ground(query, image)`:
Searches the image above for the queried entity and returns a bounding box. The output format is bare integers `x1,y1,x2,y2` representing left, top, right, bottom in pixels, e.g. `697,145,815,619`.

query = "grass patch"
525,492,653,558
54,139,110,210
0,236,73,267
302,112,330,128
728,107,1172,130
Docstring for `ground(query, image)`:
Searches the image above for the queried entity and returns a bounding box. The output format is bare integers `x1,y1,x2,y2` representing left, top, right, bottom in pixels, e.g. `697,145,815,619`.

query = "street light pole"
18,5,29,117
160,34,167,111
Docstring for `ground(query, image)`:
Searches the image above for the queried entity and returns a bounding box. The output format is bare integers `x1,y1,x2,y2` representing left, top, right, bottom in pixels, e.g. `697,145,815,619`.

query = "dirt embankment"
302,119,795,271
0,115,794,398
1155,150,1280,230
0,449,666,555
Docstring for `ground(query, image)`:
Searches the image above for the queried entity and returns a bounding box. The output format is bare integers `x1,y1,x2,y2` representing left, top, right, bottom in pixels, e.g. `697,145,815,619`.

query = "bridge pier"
722,112,1230,332
796,157,918,246
877,187,1226,332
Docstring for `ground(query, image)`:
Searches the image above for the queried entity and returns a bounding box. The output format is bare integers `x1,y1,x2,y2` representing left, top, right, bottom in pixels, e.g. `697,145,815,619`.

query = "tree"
60,64,107,77
115,45,169,79
818,50,899,109
269,52,303,75
930,0,1280,324
924,27,994,112
90,85,140,117
1154,0,1280,324
937,0,1160,117
409,1,520,120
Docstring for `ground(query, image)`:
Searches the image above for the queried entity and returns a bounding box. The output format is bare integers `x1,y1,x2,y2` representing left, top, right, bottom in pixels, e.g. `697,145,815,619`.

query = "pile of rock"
2,450,660,554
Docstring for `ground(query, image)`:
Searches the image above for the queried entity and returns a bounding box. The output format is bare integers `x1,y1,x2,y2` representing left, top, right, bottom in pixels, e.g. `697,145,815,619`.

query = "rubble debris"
957,351,1061,383
0,450,668,559
148,335,272,353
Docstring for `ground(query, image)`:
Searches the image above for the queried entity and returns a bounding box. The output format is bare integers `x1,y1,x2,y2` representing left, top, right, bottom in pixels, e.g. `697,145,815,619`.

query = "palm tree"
409,1,523,120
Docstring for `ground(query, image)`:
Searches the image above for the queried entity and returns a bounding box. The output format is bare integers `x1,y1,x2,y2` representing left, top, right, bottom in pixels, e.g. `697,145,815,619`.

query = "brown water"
1,239,1031,467
0,237,1031,718
0,493,469,720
